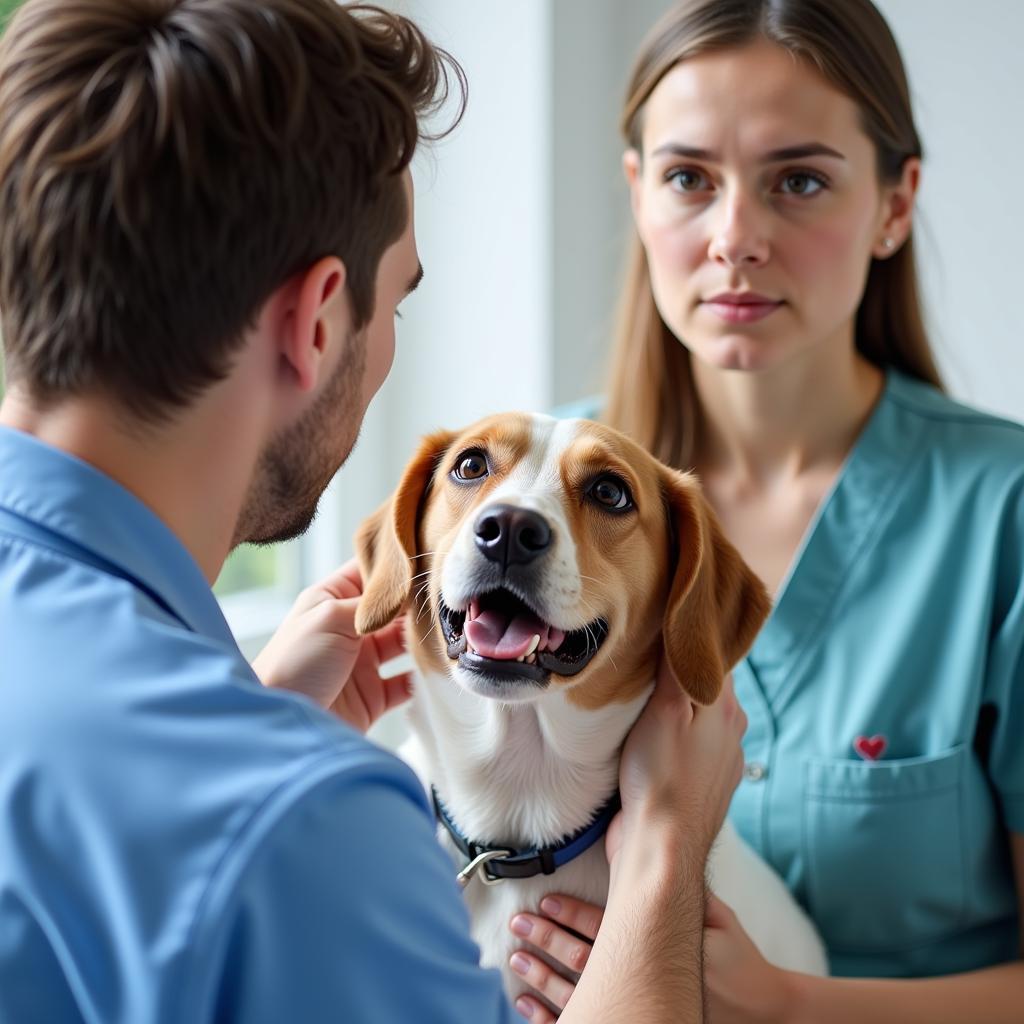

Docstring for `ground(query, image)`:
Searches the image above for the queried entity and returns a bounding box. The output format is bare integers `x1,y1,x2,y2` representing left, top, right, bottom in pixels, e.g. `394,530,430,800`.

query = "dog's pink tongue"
466,610,547,660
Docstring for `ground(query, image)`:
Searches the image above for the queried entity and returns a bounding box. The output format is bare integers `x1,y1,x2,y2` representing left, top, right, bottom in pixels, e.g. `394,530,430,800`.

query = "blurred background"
1,1,1022,684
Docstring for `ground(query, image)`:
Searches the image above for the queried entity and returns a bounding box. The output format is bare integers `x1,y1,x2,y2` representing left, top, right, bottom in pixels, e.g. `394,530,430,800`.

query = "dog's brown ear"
661,469,771,705
354,429,455,636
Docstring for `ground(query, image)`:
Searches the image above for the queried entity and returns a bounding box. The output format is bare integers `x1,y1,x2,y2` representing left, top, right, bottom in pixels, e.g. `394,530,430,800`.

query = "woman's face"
626,40,917,375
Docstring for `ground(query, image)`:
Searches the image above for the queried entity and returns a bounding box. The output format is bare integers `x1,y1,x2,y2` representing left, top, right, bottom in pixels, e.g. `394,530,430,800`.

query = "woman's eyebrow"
763,143,846,162
650,143,717,160
649,141,847,162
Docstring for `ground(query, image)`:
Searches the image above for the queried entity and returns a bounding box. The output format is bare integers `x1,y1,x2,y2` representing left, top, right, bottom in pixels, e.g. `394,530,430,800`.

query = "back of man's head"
0,0,463,422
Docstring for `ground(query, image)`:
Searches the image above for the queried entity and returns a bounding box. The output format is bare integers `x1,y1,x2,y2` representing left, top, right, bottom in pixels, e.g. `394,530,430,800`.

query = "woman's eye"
667,168,708,193
778,172,826,196
588,474,634,512
453,451,489,481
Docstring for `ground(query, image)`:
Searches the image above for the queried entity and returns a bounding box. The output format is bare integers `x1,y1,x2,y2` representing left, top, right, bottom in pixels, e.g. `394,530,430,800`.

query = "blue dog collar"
432,786,621,887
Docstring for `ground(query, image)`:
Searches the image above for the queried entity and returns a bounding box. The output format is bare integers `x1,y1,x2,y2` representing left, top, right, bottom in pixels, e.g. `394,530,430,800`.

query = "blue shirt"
561,371,1024,978
0,427,515,1023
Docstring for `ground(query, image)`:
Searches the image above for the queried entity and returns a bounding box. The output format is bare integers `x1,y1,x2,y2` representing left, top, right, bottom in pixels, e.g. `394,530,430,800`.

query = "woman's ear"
660,469,771,705
623,148,643,227
874,156,921,258
354,429,455,636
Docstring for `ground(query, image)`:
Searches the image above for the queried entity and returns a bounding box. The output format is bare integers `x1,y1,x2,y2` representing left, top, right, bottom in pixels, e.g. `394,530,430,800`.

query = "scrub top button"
744,761,768,782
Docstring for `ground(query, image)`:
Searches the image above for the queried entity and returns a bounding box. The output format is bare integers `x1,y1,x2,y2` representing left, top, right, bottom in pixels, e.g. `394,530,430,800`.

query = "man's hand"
252,559,412,733
611,662,746,868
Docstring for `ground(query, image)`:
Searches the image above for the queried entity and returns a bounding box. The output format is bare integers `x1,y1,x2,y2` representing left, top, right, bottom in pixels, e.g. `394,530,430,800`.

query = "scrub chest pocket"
802,745,969,954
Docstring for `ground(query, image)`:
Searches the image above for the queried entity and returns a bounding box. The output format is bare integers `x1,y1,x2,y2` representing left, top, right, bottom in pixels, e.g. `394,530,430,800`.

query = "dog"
355,413,828,1004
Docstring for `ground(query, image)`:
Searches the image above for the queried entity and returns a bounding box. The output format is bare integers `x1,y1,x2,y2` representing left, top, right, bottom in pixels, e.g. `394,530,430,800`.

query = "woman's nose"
707,189,770,268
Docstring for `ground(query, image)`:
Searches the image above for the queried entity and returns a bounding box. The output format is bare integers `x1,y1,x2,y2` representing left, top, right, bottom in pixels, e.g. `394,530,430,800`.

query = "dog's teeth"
526,653,536,664
517,655,525,663
526,634,540,657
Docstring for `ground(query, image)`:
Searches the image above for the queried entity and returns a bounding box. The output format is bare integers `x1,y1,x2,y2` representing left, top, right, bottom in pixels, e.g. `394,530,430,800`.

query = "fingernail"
510,952,531,976
510,915,533,937
516,997,535,1019
540,896,562,916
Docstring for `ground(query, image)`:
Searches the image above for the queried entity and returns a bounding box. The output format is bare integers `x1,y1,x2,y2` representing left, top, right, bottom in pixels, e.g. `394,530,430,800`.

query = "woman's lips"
703,296,783,324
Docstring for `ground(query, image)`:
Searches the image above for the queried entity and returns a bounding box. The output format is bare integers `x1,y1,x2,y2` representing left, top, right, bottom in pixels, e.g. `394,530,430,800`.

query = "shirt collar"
0,425,237,649
745,368,925,702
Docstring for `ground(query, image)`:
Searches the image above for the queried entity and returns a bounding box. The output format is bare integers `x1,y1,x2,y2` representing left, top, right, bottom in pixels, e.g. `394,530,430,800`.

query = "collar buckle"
456,847,514,889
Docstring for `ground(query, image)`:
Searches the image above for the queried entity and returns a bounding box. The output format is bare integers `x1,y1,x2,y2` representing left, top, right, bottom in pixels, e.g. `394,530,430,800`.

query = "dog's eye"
588,474,633,512
453,451,489,482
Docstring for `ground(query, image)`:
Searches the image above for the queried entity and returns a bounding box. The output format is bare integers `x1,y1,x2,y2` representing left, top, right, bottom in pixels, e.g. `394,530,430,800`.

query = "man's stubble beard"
234,328,367,547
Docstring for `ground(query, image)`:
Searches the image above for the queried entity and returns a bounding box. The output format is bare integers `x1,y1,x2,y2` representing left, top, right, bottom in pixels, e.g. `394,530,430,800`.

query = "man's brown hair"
0,0,464,420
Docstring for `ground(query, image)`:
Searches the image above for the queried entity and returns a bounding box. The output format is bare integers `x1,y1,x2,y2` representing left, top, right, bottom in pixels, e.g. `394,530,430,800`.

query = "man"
0,2,745,1021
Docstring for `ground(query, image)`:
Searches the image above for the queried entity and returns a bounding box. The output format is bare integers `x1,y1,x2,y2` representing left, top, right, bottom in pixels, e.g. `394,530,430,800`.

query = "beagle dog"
356,413,828,1003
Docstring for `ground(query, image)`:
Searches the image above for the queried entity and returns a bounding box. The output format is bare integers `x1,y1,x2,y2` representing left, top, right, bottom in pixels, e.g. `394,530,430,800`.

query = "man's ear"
353,429,455,636
660,469,772,705
283,256,348,393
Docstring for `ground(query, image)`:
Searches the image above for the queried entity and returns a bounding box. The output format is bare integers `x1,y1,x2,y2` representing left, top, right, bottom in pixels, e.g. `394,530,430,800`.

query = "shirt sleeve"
985,482,1024,834
208,761,518,1024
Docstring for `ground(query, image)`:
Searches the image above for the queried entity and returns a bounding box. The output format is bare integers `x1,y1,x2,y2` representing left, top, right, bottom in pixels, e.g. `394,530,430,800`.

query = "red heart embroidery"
854,734,887,761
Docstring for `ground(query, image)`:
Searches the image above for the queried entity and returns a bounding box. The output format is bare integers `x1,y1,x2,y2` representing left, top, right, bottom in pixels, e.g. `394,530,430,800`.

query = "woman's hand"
251,559,412,733
705,893,795,1024
507,894,604,1021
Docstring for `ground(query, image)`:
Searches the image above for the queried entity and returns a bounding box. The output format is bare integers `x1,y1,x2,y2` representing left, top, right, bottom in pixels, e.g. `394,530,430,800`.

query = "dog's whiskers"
574,593,619,672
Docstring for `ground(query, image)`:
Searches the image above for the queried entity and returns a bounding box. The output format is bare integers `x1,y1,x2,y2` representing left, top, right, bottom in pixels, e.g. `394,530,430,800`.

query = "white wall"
874,0,1024,419
331,0,555,562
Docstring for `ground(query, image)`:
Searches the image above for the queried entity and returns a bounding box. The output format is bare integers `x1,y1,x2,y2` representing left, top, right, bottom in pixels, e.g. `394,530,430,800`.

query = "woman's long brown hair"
604,0,942,470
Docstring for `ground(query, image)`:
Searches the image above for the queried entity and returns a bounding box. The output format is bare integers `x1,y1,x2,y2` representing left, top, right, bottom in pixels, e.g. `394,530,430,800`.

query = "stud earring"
882,237,895,250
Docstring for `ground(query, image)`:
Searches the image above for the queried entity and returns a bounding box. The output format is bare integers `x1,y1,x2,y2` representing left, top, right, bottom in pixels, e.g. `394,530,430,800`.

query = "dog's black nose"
474,504,552,568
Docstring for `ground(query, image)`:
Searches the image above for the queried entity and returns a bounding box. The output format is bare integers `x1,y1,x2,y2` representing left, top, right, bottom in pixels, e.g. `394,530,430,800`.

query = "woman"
507,1,1024,1020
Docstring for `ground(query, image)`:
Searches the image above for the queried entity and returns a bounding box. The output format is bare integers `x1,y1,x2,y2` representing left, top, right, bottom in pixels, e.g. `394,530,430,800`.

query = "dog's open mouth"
440,588,608,683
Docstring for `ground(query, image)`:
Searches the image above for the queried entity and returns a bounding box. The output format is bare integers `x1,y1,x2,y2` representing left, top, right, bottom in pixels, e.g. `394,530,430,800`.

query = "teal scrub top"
562,370,1024,978
732,371,1024,978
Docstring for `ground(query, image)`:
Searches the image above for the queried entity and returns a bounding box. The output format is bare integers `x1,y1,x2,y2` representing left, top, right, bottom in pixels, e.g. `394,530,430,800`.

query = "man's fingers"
510,913,593,973
509,951,575,1011
370,615,408,665
310,596,362,641
379,672,413,712
649,655,697,721
313,558,364,601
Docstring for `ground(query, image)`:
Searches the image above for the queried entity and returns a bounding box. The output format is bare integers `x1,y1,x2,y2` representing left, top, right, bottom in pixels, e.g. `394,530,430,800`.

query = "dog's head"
355,414,769,708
